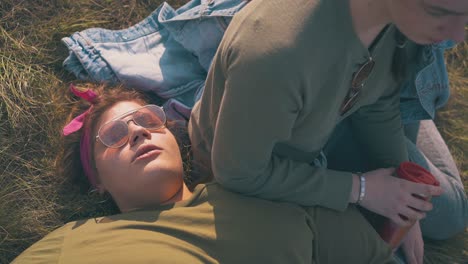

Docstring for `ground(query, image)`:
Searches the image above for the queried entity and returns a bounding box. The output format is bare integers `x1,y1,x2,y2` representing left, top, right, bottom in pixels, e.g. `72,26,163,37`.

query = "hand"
401,221,424,264
358,168,443,226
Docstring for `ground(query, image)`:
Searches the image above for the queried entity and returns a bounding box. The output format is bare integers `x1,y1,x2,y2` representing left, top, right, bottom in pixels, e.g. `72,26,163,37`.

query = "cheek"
95,150,128,179
392,10,439,43
392,2,426,30
437,17,466,35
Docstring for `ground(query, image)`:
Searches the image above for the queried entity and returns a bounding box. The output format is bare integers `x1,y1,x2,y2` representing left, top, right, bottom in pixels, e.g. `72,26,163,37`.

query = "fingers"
405,251,417,264
407,195,433,212
363,168,439,225
402,234,424,264
416,246,424,264
399,205,426,221
390,214,410,226
387,211,409,227
401,239,416,264
396,192,431,222
402,237,421,264
407,181,444,198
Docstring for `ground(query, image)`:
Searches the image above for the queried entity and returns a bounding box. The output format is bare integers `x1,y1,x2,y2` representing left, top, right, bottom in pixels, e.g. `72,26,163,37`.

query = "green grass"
0,1,466,263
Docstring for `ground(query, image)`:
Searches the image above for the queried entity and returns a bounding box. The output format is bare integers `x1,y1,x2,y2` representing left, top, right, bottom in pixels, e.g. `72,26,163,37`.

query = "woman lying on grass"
13,84,400,264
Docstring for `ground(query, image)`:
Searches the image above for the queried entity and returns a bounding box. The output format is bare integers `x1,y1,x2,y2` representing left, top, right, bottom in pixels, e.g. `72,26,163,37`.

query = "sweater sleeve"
350,83,409,169
209,42,353,211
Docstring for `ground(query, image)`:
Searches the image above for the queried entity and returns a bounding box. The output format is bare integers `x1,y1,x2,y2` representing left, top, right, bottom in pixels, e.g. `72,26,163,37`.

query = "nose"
127,120,151,146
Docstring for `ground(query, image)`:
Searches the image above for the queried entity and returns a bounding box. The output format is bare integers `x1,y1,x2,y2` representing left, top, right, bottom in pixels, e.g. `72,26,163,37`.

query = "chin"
395,26,431,45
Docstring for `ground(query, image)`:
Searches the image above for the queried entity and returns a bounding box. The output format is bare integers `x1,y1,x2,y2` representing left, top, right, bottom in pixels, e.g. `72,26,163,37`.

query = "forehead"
97,101,144,128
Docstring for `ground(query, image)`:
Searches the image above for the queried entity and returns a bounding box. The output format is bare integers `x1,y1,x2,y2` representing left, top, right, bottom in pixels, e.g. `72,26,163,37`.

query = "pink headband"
62,84,99,187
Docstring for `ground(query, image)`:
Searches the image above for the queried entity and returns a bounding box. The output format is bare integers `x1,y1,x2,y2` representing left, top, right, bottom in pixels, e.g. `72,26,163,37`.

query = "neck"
118,183,193,213
161,183,193,205
349,0,392,47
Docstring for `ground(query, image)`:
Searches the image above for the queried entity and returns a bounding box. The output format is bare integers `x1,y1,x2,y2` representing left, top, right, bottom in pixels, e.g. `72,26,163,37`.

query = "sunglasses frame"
340,56,375,115
95,104,166,148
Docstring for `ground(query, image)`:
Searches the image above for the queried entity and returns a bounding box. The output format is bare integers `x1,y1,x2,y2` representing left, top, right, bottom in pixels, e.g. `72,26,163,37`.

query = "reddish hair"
58,84,192,191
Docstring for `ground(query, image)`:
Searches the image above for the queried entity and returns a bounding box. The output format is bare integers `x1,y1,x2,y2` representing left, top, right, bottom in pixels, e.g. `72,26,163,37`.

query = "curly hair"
58,84,193,193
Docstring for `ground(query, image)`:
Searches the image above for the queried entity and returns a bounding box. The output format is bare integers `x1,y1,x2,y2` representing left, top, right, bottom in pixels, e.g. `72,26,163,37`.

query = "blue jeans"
403,120,467,239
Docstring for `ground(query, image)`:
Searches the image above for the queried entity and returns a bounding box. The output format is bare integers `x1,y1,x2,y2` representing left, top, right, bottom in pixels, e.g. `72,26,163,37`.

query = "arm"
350,83,409,168
209,46,353,211
346,84,443,225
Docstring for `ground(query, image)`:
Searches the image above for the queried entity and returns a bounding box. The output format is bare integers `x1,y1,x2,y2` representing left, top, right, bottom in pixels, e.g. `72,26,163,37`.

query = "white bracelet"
356,172,366,205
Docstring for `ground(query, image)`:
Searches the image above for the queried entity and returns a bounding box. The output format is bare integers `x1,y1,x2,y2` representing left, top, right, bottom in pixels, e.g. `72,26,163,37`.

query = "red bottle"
379,162,440,249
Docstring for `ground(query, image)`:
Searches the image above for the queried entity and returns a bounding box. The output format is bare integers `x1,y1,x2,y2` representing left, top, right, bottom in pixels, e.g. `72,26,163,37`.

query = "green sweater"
189,0,409,211
13,183,395,264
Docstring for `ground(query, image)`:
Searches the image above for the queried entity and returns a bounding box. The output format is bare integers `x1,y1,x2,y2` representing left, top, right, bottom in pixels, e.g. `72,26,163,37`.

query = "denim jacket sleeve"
61,0,247,120
61,4,206,121
399,40,456,124
160,0,249,71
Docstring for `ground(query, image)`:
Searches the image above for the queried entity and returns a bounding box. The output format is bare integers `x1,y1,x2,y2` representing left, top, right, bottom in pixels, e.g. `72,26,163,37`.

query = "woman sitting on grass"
13,84,401,264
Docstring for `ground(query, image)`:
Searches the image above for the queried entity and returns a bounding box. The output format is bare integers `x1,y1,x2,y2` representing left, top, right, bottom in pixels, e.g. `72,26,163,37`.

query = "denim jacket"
62,0,453,123
62,0,248,120
399,40,455,124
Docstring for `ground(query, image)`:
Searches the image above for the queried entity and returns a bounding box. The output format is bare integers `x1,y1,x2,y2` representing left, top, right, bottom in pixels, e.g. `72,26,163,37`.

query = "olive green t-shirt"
13,183,395,264
189,0,409,211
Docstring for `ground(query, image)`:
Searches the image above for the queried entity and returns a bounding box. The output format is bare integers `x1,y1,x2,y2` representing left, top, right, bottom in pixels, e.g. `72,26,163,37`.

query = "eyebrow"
424,3,468,16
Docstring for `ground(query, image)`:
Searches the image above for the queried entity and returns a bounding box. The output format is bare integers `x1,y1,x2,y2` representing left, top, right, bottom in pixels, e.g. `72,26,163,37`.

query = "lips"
133,144,162,162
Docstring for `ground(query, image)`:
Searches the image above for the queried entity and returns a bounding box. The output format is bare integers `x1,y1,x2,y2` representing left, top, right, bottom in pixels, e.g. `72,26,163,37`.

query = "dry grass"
427,40,468,264
0,0,183,261
438,41,468,177
0,1,466,263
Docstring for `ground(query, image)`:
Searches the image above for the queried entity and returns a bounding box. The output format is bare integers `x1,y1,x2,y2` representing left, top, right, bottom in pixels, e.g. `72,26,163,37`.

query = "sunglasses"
96,104,166,148
340,56,375,115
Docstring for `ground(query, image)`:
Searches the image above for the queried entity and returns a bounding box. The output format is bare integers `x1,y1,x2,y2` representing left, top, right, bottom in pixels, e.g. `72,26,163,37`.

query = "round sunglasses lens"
133,106,165,129
351,59,375,89
99,121,128,147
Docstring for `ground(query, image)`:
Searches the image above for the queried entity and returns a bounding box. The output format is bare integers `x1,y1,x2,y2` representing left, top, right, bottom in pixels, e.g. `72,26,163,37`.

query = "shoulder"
219,0,324,68
11,222,75,263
